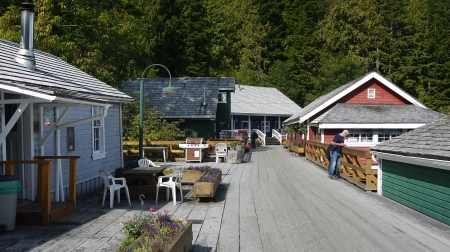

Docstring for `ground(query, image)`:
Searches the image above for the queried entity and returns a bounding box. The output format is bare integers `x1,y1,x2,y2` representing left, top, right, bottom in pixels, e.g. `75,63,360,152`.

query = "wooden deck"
1,146,450,251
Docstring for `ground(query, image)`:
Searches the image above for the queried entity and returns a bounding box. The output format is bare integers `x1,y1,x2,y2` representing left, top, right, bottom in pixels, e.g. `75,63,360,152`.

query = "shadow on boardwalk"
1,145,450,251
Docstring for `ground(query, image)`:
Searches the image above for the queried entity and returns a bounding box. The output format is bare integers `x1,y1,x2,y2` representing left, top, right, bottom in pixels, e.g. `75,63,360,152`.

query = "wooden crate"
194,170,222,197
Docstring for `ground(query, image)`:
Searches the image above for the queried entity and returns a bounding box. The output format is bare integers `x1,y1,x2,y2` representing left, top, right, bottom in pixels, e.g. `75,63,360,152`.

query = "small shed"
371,117,450,226
231,84,301,136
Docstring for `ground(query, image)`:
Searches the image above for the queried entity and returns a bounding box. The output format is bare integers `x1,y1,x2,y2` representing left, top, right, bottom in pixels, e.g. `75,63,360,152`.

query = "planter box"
125,221,193,252
194,170,222,197
288,145,304,154
164,169,205,183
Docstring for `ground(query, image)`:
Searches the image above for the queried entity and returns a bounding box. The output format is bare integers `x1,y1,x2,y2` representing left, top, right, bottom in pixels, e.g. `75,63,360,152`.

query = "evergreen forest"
1,0,449,114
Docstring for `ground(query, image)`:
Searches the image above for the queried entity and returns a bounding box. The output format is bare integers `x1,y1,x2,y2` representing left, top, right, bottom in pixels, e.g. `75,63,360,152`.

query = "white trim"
218,92,226,103
319,123,425,129
371,151,450,171
299,72,426,123
368,88,375,98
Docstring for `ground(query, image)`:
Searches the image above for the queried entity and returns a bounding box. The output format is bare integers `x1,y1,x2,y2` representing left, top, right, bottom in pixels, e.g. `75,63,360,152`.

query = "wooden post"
68,157,77,207
4,163,15,176
40,162,51,225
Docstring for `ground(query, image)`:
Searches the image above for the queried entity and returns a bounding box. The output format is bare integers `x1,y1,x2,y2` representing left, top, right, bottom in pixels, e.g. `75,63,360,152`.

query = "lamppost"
139,64,178,158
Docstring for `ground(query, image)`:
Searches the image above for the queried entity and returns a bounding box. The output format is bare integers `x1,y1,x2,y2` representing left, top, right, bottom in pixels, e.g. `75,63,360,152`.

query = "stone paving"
1,145,450,251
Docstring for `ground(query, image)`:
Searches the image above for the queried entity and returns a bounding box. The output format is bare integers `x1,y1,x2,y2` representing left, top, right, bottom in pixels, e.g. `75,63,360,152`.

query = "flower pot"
125,221,193,252
194,170,222,197
227,149,245,164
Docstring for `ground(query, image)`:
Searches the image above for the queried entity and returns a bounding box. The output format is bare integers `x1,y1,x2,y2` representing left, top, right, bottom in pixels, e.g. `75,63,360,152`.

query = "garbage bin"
0,175,21,231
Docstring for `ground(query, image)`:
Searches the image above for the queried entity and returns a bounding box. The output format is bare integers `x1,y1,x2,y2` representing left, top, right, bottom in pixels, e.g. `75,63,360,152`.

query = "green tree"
122,93,186,141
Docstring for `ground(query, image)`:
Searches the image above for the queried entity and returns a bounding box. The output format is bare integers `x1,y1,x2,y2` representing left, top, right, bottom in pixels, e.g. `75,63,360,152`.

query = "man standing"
329,130,349,180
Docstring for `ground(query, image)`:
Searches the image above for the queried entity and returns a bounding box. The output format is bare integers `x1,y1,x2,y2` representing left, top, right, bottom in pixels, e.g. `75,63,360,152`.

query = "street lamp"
139,64,178,158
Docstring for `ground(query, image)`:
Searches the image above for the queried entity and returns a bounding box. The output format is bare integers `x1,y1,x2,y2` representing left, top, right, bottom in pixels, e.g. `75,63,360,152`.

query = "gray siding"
32,104,123,200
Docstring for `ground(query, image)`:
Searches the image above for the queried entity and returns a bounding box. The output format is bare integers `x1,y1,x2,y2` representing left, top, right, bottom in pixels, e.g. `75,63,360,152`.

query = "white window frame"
275,121,280,130
347,129,373,143
218,92,227,103
377,129,405,143
368,88,376,98
92,106,106,160
261,121,270,132
242,121,249,130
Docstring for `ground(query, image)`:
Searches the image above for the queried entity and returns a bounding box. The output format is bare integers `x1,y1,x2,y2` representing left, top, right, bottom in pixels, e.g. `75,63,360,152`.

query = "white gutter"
319,123,425,129
371,151,450,171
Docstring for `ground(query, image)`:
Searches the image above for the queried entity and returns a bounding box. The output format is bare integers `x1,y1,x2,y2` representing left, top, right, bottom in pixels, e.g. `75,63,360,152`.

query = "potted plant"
228,141,245,163
193,166,222,197
119,208,192,252
229,140,243,150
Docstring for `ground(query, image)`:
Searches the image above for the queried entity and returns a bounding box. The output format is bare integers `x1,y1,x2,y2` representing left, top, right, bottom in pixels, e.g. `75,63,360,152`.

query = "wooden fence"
123,140,239,161
305,140,377,191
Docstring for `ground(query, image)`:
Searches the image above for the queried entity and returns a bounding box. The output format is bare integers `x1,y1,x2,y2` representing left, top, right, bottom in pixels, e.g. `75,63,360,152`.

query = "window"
275,121,280,130
261,121,270,132
218,92,226,103
92,106,106,160
368,88,376,98
347,129,373,143
377,129,404,142
242,121,249,130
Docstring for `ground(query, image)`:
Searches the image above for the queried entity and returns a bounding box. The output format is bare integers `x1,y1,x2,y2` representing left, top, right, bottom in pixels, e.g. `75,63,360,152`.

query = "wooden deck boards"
1,145,450,251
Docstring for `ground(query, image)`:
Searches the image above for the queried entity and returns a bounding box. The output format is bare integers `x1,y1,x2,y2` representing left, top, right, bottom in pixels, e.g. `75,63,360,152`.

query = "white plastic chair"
156,168,183,205
138,158,160,167
215,143,228,163
99,169,131,208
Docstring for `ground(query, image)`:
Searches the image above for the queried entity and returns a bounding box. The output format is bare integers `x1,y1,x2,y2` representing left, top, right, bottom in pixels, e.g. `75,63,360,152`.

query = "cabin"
121,77,235,140
370,117,450,226
283,72,444,154
0,3,132,224
231,84,301,139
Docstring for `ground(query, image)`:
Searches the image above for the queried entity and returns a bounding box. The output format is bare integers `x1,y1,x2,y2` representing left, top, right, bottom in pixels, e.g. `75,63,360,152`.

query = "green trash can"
0,175,21,231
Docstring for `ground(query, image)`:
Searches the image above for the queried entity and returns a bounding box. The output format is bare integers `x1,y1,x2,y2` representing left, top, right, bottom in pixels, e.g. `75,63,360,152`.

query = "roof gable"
0,39,132,105
231,85,301,116
284,72,426,125
121,77,235,119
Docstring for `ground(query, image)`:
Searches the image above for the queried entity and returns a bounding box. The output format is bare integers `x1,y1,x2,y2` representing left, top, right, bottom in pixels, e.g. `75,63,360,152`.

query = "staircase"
265,136,281,145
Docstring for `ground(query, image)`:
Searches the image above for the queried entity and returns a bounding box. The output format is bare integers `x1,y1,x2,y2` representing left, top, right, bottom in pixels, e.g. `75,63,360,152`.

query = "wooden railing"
123,140,239,160
305,141,377,191
2,160,53,225
1,156,79,225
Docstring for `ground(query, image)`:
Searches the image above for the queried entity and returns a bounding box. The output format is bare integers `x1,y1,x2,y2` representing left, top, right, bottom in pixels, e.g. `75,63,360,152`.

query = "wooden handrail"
304,140,376,191
0,160,53,225
34,156,80,205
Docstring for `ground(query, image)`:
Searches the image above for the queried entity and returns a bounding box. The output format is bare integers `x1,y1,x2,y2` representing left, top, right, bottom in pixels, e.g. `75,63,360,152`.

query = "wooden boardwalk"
1,145,450,251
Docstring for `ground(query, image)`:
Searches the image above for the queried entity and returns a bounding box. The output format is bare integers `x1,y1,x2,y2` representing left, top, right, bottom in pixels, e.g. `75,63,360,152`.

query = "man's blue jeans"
329,151,341,178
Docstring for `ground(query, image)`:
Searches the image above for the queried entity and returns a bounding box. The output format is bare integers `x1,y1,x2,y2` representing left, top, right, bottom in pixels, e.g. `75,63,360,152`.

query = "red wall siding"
324,129,341,143
340,80,410,104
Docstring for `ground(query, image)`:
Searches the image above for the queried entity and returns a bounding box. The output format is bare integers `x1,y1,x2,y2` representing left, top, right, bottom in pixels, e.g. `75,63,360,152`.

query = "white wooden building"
0,3,132,203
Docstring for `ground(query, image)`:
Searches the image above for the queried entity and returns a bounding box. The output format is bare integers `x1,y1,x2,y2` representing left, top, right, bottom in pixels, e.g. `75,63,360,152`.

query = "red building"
283,72,444,152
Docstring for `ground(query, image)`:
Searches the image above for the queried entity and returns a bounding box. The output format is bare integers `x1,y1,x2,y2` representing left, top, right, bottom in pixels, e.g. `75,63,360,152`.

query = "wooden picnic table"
121,166,167,188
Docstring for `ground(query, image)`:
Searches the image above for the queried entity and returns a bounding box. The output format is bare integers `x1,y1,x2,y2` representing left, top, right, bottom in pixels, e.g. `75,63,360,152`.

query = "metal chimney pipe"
15,2,36,70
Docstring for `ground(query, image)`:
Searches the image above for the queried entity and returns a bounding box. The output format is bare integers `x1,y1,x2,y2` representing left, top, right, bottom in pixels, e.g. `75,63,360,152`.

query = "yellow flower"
179,217,183,222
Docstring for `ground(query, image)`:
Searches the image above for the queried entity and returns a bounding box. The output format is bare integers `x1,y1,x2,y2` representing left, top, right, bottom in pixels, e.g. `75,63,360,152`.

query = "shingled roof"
0,39,132,105
370,117,450,160
122,77,235,119
283,72,424,125
314,103,444,125
231,85,301,116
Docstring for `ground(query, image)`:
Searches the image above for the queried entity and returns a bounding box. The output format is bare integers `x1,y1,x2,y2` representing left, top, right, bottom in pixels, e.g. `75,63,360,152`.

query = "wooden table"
121,166,166,194
121,166,167,188
143,146,169,162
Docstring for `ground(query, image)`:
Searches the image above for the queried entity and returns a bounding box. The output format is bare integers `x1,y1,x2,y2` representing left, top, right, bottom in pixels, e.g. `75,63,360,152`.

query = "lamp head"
162,86,178,94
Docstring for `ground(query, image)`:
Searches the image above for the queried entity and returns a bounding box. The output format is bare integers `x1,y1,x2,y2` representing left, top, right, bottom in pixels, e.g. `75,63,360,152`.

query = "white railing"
255,129,266,146
272,129,284,144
